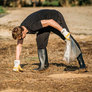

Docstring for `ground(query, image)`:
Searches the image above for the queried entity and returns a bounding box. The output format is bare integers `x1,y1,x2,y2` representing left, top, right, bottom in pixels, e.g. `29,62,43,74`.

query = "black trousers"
36,12,86,68
36,26,65,49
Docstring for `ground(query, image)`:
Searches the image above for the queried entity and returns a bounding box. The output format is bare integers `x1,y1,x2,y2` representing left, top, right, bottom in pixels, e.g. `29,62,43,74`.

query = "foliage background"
0,0,92,7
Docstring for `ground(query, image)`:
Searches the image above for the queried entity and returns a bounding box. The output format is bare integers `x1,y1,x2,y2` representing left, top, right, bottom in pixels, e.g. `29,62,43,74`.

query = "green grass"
42,0,59,6
0,6,6,14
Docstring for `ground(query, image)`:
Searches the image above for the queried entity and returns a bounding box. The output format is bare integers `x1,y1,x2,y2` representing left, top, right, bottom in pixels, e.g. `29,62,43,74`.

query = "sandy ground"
0,6,92,92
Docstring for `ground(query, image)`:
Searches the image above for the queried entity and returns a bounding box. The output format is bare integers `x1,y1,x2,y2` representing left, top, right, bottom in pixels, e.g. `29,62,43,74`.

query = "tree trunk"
4,0,7,7
32,0,36,7
66,0,70,6
21,0,25,6
16,0,21,8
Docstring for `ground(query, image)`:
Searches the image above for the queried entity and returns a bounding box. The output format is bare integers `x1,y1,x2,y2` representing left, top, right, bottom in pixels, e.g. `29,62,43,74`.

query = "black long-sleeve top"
21,9,62,34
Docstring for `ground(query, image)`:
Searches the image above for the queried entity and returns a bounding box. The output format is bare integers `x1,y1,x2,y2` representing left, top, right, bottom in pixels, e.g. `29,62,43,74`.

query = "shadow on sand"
31,62,79,71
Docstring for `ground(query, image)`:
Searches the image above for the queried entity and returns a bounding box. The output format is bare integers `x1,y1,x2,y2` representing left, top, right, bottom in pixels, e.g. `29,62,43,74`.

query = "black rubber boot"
77,53,87,72
34,48,49,71
44,48,49,68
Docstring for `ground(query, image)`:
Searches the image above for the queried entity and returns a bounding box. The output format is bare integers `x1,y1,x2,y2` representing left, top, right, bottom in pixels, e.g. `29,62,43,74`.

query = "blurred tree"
16,0,21,7
21,0,26,6
68,0,78,6
59,0,66,6
3,0,7,6
78,0,91,5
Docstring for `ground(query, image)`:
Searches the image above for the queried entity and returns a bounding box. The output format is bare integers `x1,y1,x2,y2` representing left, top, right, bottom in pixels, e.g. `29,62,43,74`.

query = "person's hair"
12,26,24,40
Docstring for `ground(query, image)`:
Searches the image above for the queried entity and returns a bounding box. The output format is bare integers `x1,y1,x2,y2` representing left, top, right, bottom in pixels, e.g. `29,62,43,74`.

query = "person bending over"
12,9,87,72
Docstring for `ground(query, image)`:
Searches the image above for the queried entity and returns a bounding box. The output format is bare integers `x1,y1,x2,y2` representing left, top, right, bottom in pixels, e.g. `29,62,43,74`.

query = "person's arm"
13,39,23,72
41,19,70,40
16,39,23,60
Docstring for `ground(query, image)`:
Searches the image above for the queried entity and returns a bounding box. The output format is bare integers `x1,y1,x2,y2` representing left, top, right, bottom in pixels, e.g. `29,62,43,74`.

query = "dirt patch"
48,72,92,79
0,89,25,92
0,7,92,92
